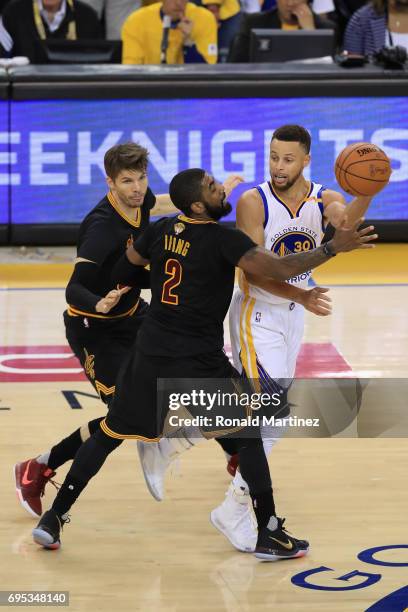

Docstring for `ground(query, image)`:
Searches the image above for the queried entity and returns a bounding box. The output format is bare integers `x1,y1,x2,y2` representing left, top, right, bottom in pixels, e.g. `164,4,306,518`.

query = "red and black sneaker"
14,458,58,518
227,453,239,477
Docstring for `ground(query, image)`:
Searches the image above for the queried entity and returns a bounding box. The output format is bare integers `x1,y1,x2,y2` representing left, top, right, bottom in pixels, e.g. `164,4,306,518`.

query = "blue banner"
0,101,9,224
6,97,408,223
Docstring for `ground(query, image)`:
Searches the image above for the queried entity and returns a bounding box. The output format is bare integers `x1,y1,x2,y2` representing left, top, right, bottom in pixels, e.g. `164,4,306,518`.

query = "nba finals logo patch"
174,223,185,235
273,232,317,257
126,235,134,248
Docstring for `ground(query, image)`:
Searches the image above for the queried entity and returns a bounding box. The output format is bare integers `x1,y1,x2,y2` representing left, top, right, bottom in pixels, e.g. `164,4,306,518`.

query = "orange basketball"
335,142,391,197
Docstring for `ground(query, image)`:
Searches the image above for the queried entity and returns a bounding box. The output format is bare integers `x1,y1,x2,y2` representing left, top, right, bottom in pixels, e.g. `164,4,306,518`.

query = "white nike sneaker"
137,435,194,501
210,483,257,552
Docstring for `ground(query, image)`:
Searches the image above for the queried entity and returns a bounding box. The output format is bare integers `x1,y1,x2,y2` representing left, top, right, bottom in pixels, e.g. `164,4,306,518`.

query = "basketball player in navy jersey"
14,142,243,520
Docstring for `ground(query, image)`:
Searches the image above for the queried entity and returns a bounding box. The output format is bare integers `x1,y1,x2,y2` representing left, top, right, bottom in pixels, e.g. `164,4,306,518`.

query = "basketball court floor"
1,244,407,612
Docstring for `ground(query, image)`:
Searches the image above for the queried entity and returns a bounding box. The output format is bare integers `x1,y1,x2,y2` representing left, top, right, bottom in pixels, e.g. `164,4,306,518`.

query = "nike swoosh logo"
21,461,34,486
269,536,294,550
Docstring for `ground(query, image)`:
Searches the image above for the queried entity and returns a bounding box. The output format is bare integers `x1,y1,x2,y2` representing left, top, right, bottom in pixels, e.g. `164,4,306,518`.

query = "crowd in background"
0,0,407,64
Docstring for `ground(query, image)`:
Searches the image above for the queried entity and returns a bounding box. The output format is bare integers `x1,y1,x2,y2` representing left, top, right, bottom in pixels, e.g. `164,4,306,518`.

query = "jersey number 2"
161,259,182,305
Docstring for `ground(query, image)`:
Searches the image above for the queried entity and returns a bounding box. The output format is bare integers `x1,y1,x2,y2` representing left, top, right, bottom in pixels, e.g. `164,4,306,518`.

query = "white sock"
260,424,287,456
232,470,249,494
37,452,50,465
163,425,206,457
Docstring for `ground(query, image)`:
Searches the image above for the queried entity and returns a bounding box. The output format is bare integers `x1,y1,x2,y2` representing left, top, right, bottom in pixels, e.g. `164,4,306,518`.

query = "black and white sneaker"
254,516,309,561
32,510,68,550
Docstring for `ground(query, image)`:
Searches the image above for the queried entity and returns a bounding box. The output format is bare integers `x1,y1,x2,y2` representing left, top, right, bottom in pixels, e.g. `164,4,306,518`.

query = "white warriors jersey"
240,180,326,305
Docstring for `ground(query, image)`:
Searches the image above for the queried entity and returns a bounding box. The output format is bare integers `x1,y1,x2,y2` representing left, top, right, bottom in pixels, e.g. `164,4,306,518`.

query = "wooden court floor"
0,245,407,612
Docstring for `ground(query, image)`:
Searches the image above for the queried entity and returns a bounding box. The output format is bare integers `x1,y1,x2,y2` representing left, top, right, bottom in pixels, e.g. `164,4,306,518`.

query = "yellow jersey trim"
177,214,217,225
100,418,161,442
108,191,141,228
95,380,115,397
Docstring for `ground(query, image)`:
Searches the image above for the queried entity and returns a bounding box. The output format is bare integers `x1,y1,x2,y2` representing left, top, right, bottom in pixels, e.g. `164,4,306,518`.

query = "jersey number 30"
161,259,182,305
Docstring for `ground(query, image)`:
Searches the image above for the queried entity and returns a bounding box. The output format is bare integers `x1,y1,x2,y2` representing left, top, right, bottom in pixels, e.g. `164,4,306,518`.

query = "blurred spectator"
80,0,138,40
344,0,408,55
200,0,241,59
0,0,101,61
122,0,218,63
228,0,334,61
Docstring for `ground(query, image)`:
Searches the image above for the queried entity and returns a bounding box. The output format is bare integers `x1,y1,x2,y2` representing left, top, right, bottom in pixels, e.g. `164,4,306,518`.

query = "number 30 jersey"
243,180,326,305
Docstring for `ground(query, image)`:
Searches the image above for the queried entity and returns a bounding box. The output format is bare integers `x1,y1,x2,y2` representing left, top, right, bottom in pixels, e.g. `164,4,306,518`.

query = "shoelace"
38,474,61,498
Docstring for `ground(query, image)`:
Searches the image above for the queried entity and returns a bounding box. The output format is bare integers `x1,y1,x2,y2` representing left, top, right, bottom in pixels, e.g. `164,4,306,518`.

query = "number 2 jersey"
133,215,256,357
241,180,326,305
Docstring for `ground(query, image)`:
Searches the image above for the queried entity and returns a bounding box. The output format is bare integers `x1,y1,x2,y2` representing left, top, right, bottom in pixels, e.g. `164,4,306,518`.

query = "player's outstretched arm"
152,176,244,217
237,218,377,282
151,195,178,217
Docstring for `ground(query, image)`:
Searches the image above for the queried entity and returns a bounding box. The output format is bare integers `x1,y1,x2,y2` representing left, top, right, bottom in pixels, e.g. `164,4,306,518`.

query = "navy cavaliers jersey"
67,188,155,319
134,214,256,357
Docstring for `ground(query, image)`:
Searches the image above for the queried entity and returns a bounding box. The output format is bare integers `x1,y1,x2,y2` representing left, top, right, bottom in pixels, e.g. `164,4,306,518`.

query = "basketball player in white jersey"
209,124,374,552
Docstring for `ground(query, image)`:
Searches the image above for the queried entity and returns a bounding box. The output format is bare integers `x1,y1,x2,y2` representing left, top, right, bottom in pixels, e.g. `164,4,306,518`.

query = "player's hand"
95,286,131,314
300,286,332,316
223,175,244,197
178,17,194,44
291,2,315,29
330,217,378,253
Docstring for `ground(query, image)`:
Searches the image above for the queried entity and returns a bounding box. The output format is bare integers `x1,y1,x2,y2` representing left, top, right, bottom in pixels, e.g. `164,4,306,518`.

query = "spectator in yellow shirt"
200,0,241,60
122,0,218,64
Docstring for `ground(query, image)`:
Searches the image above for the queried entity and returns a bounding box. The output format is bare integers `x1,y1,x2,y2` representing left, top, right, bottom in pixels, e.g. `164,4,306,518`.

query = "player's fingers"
358,225,375,236
316,300,332,310
359,243,376,249
315,305,332,315
313,289,331,300
316,296,332,305
351,216,364,229
118,286,132,295
106,293,119,301
359,233,378,243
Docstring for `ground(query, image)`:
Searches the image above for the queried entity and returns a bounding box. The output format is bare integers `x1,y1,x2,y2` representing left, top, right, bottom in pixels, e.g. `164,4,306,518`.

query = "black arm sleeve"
111,254,151,289
218,227,257,266
65,262,103,312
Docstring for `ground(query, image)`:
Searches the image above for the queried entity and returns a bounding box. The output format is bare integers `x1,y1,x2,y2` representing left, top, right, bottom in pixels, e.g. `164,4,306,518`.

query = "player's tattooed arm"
238,218,377,282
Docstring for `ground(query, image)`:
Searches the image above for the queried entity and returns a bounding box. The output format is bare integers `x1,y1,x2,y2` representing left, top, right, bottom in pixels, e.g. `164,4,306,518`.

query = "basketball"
335,142,391,196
